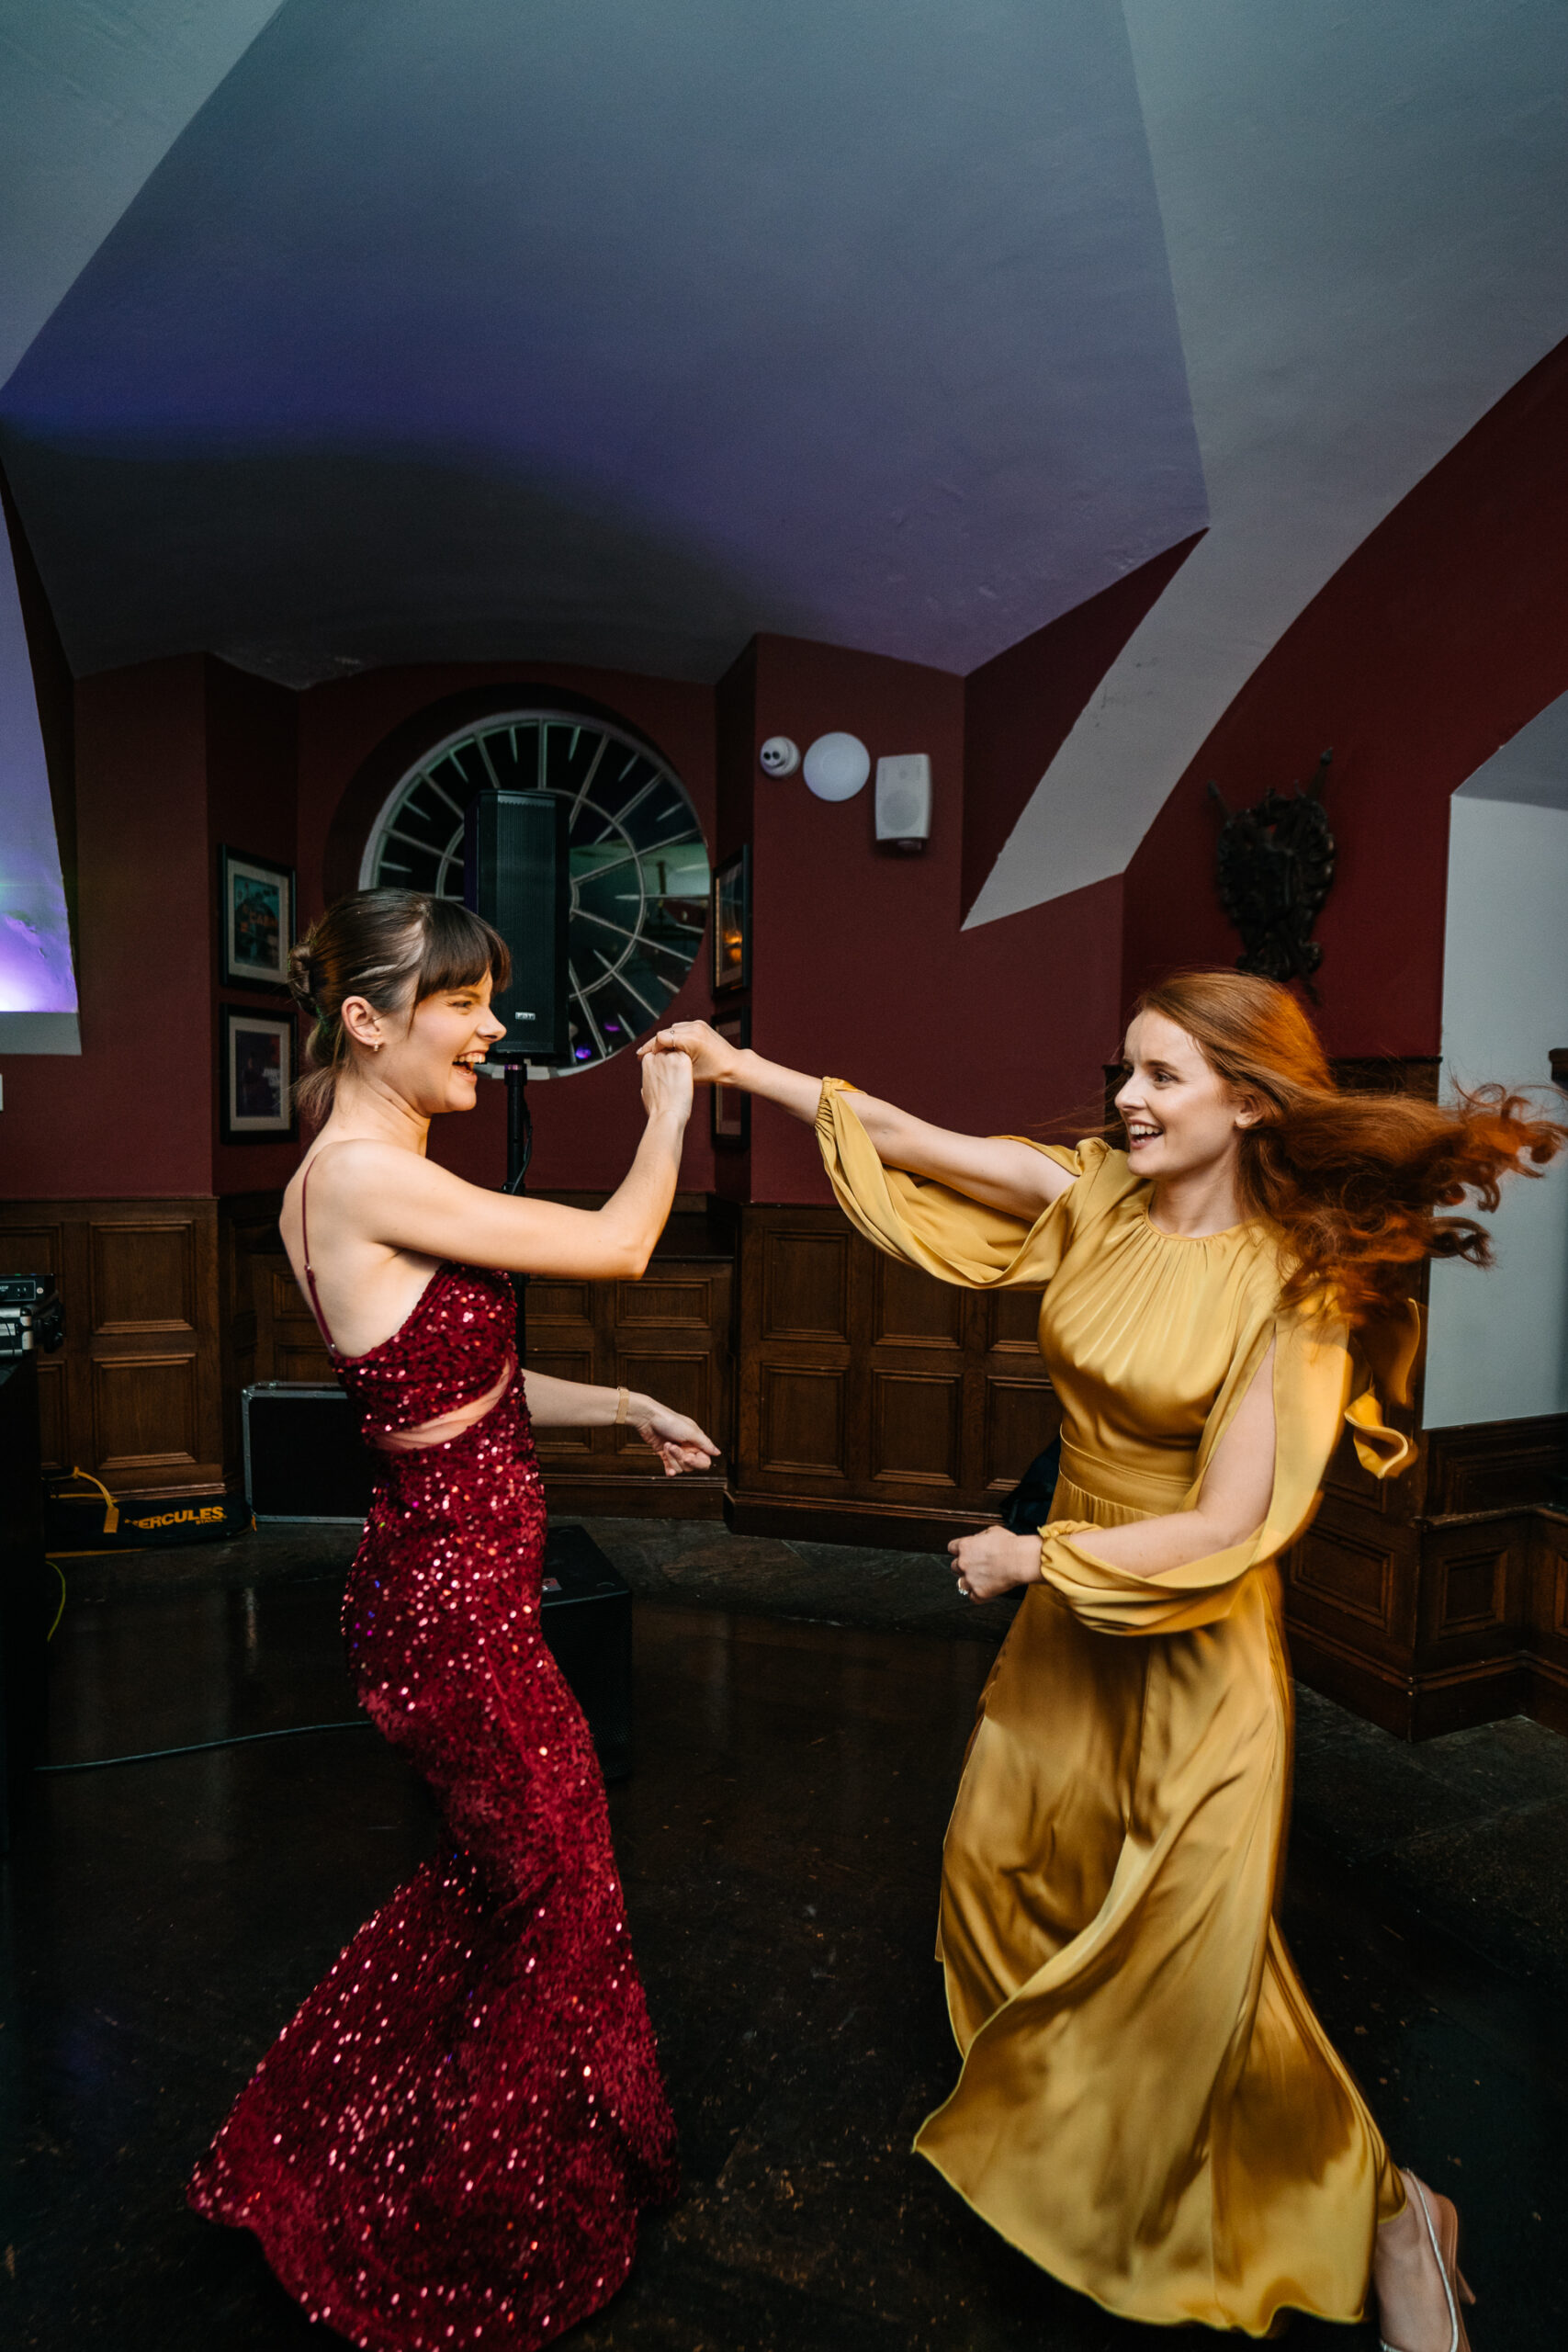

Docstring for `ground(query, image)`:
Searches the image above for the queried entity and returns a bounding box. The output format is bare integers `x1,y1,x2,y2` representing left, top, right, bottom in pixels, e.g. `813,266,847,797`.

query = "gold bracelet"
615,1385,630,1427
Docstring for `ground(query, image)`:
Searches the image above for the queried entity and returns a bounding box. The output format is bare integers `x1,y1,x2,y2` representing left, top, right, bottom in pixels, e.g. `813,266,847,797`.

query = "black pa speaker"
463,790,570,1064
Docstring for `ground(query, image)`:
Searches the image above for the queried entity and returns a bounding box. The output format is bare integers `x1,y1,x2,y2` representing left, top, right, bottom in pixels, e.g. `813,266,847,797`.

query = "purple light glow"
1,510,77,1019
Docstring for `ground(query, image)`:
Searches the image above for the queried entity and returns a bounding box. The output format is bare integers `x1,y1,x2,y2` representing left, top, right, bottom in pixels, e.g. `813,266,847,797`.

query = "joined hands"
637,1021,742,1087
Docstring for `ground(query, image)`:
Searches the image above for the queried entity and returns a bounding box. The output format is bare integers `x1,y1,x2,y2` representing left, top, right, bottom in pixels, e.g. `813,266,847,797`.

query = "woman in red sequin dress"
190,892,712,2349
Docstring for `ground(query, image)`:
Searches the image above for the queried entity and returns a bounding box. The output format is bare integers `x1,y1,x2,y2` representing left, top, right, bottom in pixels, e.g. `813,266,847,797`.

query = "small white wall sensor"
759,735,800,776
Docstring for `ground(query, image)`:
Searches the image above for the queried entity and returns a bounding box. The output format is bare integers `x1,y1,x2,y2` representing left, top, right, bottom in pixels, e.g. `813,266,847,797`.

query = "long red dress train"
189,1256,678,2349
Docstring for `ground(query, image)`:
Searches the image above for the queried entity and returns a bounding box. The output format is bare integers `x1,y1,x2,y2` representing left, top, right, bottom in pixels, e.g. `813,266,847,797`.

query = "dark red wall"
1122,333,1568,1055
2,657,214,1197
728,635,1124,1204
208,662,301,1197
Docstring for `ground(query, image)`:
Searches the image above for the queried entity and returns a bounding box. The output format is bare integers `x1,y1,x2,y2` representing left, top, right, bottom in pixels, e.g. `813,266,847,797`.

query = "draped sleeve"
814,1077,1136,1290
1033,1296,1422,1637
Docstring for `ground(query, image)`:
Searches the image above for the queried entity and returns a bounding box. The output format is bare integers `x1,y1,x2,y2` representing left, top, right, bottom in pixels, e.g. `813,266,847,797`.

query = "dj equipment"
874,752,932,851
243,1384,375,1523
462,788,570,1066
240,1384,633,1778
0,1273,56,1302
0,1274,63,1362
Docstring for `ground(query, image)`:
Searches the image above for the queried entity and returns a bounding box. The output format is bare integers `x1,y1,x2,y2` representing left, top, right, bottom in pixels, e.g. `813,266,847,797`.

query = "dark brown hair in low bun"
289,890,510,1125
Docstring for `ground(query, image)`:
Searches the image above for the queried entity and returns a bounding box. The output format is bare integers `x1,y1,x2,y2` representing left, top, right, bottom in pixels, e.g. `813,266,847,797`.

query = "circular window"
359,709,710,1075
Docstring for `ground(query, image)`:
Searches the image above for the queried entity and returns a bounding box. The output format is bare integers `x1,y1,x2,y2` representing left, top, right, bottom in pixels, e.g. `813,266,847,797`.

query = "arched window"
359,708,709,1074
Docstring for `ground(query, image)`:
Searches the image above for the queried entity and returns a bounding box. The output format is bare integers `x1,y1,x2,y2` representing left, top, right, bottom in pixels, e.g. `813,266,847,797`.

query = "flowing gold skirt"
915,1454,1401,2336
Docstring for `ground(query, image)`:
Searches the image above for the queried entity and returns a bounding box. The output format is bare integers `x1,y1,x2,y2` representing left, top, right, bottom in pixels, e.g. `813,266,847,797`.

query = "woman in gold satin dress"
645,971,1562,2350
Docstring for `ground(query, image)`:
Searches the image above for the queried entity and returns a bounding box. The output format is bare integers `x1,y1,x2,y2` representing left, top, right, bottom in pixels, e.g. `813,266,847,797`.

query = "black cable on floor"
36,1719,374,1774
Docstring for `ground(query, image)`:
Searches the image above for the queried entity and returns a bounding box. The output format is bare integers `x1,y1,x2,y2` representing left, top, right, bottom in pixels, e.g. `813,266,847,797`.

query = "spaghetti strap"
299,1160,339,1358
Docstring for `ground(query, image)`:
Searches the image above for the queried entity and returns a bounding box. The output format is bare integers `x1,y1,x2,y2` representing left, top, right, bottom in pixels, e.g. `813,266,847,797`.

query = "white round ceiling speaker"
803,731,871,802
759,735,800,775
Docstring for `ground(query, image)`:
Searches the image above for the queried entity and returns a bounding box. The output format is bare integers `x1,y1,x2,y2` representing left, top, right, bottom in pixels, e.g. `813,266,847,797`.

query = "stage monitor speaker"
463,790,571,1064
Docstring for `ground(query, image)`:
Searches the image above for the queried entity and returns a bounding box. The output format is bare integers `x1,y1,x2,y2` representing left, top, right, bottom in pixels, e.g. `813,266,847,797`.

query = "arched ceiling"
967,0,1568,922
0,0,285,386
2,0,1567,930
0,0,1204,686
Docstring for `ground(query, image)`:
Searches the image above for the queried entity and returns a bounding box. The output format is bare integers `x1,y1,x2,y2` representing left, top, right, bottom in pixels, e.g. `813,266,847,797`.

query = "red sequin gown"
189,1255,678,2348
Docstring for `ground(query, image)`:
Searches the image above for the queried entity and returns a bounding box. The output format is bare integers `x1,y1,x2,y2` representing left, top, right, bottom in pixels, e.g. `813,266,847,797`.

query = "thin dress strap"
299,1160,340,1359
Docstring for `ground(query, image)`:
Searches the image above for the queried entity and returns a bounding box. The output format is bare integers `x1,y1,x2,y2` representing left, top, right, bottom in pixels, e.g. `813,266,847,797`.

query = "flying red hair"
1131,970,1565,1324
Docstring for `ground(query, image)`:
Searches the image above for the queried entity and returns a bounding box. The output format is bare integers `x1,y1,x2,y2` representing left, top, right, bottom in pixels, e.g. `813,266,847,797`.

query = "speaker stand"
503,1059,532,1359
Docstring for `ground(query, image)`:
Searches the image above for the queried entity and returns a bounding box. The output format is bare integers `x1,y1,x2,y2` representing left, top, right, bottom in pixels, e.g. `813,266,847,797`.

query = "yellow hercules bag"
45,1469,253,1552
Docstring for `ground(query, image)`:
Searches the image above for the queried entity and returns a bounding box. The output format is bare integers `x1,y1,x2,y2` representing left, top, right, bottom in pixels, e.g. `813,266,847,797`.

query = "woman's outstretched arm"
640,1019,1074,1219
311,1046,696,1284
522,1370,717,1476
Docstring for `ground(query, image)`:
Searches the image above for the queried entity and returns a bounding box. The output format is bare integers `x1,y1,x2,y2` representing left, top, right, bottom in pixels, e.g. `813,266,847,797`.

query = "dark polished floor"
5,1532,1566,2347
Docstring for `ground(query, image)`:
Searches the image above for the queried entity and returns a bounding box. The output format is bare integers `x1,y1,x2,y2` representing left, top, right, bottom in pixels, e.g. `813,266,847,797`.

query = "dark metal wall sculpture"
1208,750,1335,998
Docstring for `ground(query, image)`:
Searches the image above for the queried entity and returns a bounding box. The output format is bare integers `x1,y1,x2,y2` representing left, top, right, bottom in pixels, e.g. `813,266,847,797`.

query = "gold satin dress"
817,1086,1421,2337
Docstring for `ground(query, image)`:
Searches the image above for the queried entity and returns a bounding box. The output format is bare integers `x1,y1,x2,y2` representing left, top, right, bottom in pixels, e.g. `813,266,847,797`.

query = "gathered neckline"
1136,1196,1252,1246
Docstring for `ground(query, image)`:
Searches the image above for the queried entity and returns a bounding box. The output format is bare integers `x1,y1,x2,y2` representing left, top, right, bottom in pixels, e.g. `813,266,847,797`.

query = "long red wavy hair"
1131,971,1566,1324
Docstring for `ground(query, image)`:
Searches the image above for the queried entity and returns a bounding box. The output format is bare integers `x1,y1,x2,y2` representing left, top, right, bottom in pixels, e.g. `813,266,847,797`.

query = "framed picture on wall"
710,1009,750,1148
219,844,295,992
711,845,750,994
220,1004,297,1143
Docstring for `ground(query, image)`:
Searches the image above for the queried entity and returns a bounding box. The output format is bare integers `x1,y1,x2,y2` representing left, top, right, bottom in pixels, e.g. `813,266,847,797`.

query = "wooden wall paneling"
730,1204,1055,1544
34,1359,69,1477
528,1272,604,1464
1424,1415,1568,1514
90,1219,197,1332
760,1363,849,1476
762,1225,852,1342
0,1198,226,1494
250,1251,334,1387
534,1255,732,1520
219,1193,281,1477
1528,1510,1568,1734
92,1351,200,1479
870,1368,963,1487
0,1219,62,1284
874,1252,963,1348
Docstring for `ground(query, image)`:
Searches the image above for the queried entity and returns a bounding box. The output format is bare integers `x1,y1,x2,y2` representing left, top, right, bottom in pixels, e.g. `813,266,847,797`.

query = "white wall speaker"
874,753,931,850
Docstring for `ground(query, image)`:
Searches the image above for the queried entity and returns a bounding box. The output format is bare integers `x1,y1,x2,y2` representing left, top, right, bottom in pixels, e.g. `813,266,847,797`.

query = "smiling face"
345,971,507,1115
1113,1010,1258,1185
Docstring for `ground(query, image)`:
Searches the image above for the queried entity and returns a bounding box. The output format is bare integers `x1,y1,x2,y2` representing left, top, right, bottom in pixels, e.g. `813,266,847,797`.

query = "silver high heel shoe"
1380,2171,1476,2352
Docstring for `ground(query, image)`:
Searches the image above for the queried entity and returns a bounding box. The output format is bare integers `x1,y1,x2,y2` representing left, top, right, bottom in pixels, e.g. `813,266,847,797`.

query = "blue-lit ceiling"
0,0,1206,686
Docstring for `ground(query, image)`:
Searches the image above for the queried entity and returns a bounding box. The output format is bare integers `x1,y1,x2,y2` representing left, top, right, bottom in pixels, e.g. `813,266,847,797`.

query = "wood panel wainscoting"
8,1182,1568,1744
1284,1408,1568,1739
726,1203,1059,1548
0,1197,228,1493
0,1193,736,1516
